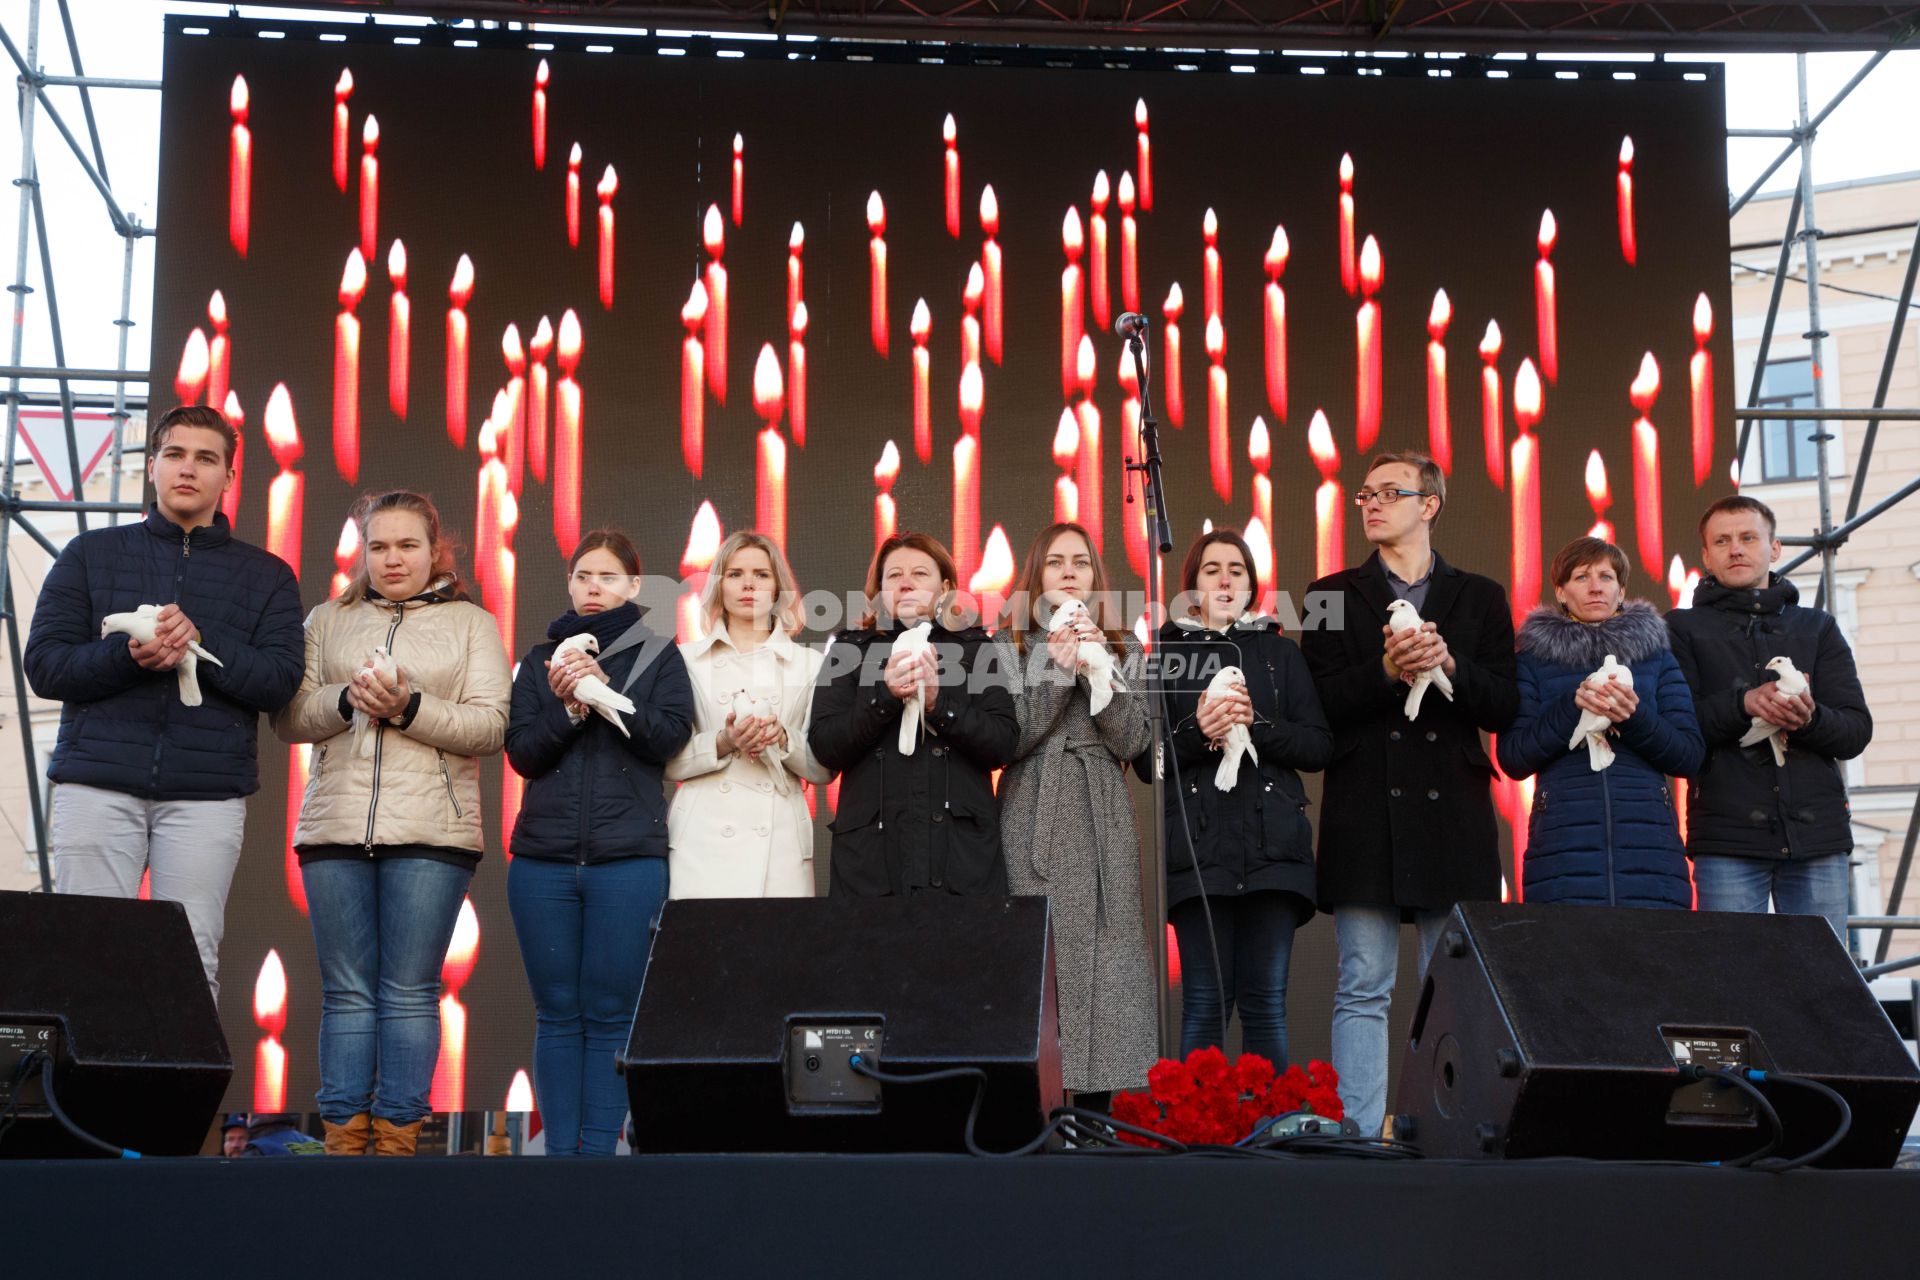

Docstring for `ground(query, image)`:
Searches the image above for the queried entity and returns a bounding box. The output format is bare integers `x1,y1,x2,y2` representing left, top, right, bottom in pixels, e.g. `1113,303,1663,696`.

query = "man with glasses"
1300,450,1519,1136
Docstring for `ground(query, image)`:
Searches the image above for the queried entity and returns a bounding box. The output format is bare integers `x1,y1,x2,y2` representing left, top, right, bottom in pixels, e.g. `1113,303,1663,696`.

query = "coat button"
1425,731,1437,742
755,825,769,836
720,781,732,793
1235,883,1245,891
931,746,946,758
931,878,943,888
722,825,735,837
1390,730,1402,742
1390,787,1402,798
933,812,945,823
1427,789,1439,800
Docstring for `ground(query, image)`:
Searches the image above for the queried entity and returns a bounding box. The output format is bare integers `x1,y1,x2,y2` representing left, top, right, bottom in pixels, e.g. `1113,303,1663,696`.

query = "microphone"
1114,312,1148,339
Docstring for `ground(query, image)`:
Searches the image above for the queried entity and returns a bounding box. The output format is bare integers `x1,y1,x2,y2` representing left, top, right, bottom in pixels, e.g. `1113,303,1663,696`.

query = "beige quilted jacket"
271,585,511,854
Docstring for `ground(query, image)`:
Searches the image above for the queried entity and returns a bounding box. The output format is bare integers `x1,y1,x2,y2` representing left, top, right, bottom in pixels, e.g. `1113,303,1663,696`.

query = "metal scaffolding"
1,0,151,895
2,6,1916,991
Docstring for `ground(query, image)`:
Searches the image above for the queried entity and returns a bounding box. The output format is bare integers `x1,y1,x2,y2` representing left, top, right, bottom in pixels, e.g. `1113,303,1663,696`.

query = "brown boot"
371,1116,424,1157
322,1113,372,1156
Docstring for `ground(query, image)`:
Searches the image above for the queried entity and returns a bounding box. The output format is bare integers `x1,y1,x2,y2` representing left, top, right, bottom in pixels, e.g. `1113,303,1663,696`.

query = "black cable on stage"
36,1051,139,1159
1680,1065,1782,1168
1745,1070,1852,1173
848,1056,1186,1157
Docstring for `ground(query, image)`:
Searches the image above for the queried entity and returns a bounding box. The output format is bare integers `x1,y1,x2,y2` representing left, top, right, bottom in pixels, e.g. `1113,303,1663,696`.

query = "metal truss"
1,0,152,894
274,0,1920,53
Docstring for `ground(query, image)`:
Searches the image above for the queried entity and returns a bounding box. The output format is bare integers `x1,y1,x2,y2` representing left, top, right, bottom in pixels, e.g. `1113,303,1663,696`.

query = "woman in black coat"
808,531,1018,896
1152,531,1331,1066
504,530,694,1156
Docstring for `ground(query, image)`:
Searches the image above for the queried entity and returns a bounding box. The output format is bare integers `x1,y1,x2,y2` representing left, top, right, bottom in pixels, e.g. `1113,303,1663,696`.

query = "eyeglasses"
1352,487,1432,508
567,572,636,589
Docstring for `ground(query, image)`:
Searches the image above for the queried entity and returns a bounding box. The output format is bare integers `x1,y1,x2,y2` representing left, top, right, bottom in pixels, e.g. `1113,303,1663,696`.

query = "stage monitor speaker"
621,896,1062,1153
1394,903,1920,1167
0,891,232,1158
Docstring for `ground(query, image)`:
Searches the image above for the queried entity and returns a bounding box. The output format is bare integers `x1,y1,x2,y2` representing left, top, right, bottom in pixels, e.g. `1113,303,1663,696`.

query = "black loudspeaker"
0,891,232,1158
1395,903,1920,1167
621,896,1062,1153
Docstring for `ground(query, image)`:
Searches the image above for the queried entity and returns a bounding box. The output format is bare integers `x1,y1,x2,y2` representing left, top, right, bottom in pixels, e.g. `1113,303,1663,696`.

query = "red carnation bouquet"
1109,1048,1342,1147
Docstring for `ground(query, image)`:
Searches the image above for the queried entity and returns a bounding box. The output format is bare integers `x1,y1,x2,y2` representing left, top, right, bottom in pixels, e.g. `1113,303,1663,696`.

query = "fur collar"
1516,600,1669,668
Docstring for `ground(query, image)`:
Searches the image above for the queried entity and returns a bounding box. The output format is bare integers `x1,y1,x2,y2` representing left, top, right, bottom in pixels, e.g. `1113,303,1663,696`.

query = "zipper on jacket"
1601,766,1616,907
362,605,407,854
576,709,595,865
437,750,462,818
149,528,197,791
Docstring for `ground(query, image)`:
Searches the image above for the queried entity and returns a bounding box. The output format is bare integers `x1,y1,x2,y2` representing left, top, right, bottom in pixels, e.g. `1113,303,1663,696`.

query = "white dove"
1739,655,1810,767
555,633,635,736
351,645,398,757
1387,598,1454,721
893,621,935,754
1051,598,1125,714
730,689,789,791
101,604,224,707
1567,654,1633,772
1206,665,1259,791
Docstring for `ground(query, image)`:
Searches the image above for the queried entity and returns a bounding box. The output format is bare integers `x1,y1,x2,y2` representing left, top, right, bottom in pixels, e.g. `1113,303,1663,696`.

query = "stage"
4,1152,1914,1276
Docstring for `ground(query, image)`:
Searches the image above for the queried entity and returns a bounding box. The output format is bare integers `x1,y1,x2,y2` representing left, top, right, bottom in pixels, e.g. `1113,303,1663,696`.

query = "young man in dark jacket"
24,405,304,998
1667,496,1872,942
1300,450,1520,1137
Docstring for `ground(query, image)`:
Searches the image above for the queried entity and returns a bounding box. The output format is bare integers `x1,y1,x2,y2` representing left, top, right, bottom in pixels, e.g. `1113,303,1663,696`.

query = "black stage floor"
3,1153,1914,1277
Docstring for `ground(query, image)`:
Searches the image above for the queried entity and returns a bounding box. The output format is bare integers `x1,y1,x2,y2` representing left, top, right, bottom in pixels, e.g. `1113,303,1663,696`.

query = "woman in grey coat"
991,522,1157,1109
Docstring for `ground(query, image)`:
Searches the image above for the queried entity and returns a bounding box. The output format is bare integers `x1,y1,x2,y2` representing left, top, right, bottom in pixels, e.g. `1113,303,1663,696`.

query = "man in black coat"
24,405,305,999
1667,496,1872,942
1300,450,1519,1136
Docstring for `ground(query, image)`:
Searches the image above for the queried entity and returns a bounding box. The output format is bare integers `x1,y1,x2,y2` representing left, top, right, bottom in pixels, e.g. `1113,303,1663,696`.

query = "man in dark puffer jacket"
1667,496,1872,942
24,405,304,998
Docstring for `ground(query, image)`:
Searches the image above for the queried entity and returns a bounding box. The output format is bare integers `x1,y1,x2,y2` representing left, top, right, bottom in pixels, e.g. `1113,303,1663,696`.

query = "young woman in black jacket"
504,529,694,1156
807,531,1018,896
1153,530,1331,1066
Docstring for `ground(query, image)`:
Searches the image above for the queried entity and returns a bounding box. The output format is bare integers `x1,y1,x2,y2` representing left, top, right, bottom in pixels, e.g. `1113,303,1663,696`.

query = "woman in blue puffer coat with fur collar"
1496,538,1704,909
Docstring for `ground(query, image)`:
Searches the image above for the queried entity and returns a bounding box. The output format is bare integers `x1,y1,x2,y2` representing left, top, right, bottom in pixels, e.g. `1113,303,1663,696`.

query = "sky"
0,2,1916,376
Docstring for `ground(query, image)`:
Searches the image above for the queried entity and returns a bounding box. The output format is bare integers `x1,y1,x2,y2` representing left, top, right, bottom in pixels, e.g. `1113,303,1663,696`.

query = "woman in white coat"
667,532,832,897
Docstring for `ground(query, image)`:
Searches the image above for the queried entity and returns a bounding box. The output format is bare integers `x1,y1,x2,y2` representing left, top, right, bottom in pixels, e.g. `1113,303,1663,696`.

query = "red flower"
1110,1089,1159,1134
1147,1058,1197,1106
1231,1052,1276,1095
1187,1046,1230,1090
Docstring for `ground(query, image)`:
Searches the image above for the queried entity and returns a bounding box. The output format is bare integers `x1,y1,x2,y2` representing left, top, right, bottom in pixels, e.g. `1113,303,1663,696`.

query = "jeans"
507,855,668,1157
1692,854,1850,943
1170,892,1299,1068
301,857,473,1126
50,782,247,1000
1331,903,1451,1138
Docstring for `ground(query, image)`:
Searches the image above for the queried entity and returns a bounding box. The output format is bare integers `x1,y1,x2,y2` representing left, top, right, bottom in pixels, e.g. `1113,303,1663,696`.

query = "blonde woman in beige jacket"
271,491,510,1157
666,532,833,897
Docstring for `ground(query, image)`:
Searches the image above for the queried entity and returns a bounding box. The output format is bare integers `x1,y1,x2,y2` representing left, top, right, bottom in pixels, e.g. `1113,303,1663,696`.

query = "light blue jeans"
1691,853,1850,944
1331,903,1450,1138
507,855,667,1157
301,857,474,1126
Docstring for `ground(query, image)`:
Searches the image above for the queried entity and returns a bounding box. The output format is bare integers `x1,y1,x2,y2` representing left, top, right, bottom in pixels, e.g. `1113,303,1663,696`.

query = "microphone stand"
1122,320,1177,1057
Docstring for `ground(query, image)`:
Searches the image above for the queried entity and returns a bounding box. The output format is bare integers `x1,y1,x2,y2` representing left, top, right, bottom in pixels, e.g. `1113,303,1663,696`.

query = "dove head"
1386,598,1420,630
1766,656,1798,677
1209,665,1247,694
558,633,600,658
1049,597,1088,632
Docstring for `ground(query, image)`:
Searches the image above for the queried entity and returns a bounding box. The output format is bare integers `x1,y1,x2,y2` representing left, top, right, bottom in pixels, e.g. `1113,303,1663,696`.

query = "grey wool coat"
991,631,1158,1094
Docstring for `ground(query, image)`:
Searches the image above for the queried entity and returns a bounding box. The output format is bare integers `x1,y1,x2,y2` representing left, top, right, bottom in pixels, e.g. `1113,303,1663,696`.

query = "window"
1757,358,1822,482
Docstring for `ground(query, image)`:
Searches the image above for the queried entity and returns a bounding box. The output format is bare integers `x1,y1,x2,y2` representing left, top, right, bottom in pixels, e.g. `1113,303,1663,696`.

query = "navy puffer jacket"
1495,602,1704,910
24,507,305,800
505,604,695,863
